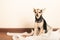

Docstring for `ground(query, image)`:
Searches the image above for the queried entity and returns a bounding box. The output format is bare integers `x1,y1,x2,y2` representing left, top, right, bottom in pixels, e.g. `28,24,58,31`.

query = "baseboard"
0,28,33,33
0,28,59,33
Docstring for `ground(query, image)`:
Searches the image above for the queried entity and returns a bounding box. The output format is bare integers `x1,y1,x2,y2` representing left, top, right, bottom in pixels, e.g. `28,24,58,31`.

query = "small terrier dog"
33,8,48,36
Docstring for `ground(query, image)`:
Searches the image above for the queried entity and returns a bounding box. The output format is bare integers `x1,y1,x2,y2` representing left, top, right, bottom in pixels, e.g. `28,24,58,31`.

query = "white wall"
0,0,60,28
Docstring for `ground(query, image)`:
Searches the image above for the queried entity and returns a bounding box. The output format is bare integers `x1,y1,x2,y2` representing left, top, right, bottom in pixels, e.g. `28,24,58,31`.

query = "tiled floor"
0,32,12,40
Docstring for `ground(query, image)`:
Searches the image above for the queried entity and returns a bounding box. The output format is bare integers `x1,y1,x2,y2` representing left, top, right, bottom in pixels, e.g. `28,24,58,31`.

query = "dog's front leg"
33,23,38,36
39,28,45,35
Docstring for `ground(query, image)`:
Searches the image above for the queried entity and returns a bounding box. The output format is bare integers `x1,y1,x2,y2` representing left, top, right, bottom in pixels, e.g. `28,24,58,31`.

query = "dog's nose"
36,14,38,16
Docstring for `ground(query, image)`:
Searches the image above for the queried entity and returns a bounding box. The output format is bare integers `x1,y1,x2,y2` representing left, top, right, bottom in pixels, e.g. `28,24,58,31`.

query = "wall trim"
0,28,59,33
0,28,33,33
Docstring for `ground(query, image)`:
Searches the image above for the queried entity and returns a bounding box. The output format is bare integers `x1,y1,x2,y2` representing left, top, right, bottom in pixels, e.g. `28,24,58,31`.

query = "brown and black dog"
33,8,48,36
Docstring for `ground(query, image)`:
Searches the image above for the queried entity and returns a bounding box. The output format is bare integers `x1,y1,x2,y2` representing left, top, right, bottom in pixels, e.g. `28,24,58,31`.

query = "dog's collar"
35,15,43,23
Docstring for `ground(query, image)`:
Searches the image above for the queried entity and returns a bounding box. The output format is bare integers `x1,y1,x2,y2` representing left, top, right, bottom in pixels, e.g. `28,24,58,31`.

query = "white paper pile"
7,30,60,40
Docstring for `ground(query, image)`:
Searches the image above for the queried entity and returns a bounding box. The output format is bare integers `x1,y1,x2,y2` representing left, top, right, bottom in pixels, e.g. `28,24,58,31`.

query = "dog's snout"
36,14,38,16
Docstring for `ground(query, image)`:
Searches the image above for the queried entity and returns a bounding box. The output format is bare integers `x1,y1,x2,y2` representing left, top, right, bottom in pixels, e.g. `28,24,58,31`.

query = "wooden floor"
0,28,59,40
0,28,32,40
0,32,12,40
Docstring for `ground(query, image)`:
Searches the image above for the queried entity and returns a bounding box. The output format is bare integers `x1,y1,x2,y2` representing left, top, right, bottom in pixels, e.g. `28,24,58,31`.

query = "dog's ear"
33,8,36,12
41,8,46,13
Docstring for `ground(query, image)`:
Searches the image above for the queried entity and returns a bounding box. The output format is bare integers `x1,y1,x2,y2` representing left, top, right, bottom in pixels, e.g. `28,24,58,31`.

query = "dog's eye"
39,12,41,13
39,12,42,13
34,12,36,13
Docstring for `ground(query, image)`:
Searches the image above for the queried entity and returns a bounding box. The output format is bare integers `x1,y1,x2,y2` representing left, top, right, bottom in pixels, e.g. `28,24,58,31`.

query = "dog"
33,8,48,36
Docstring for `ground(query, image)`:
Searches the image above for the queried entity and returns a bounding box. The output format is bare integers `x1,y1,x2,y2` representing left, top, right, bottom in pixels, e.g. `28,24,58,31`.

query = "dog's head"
33,8,45,19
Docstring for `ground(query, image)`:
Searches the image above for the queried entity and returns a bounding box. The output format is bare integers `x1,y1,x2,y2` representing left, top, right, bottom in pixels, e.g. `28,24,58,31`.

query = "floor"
0,32,12,40
0,28,59,40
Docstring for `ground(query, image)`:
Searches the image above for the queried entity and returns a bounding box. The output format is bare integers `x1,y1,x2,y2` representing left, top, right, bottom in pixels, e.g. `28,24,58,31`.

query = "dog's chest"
37,20,44,28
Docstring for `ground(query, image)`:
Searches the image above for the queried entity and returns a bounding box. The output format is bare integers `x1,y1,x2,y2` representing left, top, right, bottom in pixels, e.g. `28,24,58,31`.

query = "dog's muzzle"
36,14,38,17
